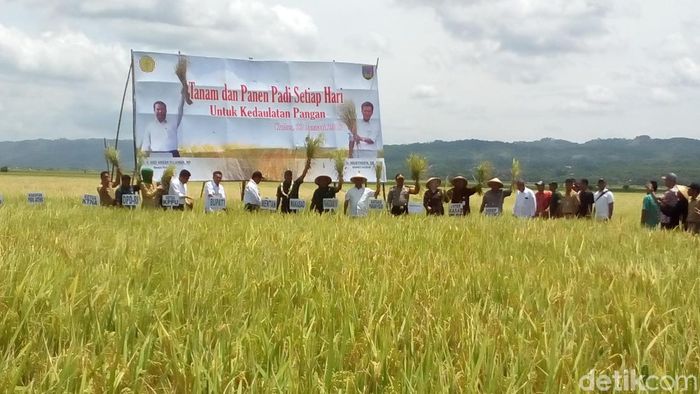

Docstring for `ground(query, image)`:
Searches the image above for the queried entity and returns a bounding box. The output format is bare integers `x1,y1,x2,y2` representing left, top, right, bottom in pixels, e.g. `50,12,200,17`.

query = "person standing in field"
244,171,264,212
169,169,193,210
480,178,512,216
686,182,700,234
97,170,120,207
593,178,614,220
513,179,537,218
276,159,311,214
344,173,380,217
423,177,445,216
204,170,226,213
115,174,136,209
387,173,420,215
548,181,562,218
560,178,580,218
577,178,594,218
534,181,552,218
310,175,343,214
640,180,660,229
138,167,160,209
657,173,682,230
445,175,478,216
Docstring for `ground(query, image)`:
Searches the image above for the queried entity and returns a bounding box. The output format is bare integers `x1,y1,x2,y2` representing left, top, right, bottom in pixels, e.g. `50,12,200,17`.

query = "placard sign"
448,203,463,216
483,207,501,216
121,194,140,207
207,197,226,211
407,202,424,215
289,198,306,211
369,198,384,210
82,194,99,207
28,192,45,205
322,198,338,211
261,198,277,211
161,195,181,208
0,194,4,206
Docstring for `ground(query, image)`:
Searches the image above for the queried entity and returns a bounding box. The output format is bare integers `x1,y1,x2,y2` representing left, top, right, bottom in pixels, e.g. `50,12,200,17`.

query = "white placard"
448,203,464,216
121,194,140,207
82,194,99,206
483,207,501,216
161,195,181,207
27,192,45,205
289,198,306,211
207,197,226,211
261,198,277,211
369,198,384,210
322,198,338,211
407,202,424,215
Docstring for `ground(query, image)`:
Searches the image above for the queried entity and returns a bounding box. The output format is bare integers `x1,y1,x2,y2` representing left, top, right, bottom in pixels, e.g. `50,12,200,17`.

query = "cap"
662,173,678,182
534,181,544,186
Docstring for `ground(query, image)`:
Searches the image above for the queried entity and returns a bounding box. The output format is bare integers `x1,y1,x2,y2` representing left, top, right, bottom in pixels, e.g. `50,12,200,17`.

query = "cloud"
401,0,615,58
561,85,617,113
649,87,678,104
672,57,700,85
410,84,439,99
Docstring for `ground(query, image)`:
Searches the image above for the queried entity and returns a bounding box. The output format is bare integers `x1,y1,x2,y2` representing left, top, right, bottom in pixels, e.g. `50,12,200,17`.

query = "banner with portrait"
132,51,385,181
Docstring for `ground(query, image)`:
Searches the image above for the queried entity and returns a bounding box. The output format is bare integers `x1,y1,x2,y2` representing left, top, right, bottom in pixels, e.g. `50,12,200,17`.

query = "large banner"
132,51,385,182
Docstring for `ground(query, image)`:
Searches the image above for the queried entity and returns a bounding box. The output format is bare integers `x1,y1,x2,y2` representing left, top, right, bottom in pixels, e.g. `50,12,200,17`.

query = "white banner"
133,51,384,182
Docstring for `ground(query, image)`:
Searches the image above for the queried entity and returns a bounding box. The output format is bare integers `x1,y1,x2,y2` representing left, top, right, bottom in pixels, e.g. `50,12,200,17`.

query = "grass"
0,174,699,392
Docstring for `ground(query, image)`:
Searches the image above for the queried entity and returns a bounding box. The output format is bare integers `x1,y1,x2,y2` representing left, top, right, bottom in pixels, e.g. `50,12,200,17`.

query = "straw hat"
314,175,332,185
350,172,367,182
450,175,468,186
487,177,504,188
426,177,441,187
677,185,689,200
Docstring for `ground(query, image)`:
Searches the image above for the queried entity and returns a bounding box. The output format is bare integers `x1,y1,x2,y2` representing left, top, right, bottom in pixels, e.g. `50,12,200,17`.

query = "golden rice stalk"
339,101,357,133
511,158,521,190
160,164,176,187
406,154,428,182
175,54,193,105
304,133,325,160
331,150,346,180
104,147,120,167
473,161,493,194
374,161,383,184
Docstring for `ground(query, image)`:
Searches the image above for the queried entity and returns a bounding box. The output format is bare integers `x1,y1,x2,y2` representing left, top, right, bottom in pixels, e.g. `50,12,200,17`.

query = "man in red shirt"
534,181,552,218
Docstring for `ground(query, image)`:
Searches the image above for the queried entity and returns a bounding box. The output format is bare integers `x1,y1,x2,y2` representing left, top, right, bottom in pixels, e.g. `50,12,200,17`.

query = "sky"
0,0,698,144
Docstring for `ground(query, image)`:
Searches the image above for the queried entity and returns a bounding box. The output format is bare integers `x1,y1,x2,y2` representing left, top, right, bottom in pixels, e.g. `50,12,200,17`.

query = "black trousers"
390,205,408,216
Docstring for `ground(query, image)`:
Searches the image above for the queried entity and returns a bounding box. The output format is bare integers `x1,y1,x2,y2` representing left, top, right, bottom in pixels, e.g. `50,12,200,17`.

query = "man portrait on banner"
348,101,380,159
141,86,189,157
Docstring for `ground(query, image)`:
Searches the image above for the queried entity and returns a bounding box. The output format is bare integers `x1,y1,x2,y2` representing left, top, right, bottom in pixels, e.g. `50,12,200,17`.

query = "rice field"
0,173,698,392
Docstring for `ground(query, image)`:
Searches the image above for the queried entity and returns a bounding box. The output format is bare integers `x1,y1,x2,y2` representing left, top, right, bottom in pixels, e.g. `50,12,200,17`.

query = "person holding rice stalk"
277,159,311,214
446,175,478,215
141,56,191,158
344,172,381,217
138,167,160,209
310,175,344,214
480,178,512,216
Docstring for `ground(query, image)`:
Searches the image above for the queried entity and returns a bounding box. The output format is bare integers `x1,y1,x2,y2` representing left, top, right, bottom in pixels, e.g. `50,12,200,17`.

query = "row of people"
95,167,700,232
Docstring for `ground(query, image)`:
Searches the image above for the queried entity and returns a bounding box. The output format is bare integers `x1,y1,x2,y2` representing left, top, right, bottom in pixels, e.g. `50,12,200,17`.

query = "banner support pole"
130,50,138,179
111,60,133,182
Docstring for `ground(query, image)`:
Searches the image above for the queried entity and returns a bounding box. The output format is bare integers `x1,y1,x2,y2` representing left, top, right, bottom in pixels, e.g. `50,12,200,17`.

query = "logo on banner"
139,55,155,72
362,65,375,80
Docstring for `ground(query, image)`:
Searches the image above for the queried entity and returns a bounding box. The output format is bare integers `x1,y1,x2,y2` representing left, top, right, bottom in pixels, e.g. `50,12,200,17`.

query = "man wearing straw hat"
479,178,512,216
423,177,446,216
446,175,478,215
310,174,344,214
344,172,380,217
386,173,420,215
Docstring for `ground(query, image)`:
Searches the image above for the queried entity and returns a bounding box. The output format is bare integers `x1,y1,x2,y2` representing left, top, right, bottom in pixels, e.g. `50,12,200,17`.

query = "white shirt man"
141,98,185,154
345,185,375,217
513,186,537,218
350,119,381,158
204,172,226,213
169,176,188,204
243,171,263,210
593,186,615,220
